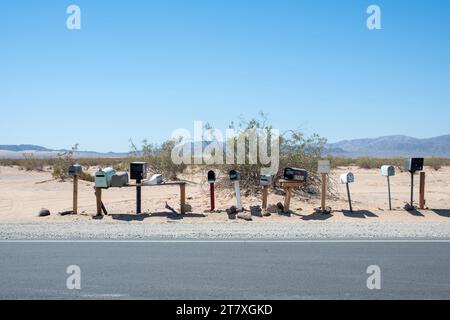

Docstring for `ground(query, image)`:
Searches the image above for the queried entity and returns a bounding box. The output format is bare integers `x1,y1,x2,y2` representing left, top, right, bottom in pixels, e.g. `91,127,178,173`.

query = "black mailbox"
284,167,308,181
208,170,216,183
68,164,82,176
130,162,147,180
404,158,424,173
229,170,240,181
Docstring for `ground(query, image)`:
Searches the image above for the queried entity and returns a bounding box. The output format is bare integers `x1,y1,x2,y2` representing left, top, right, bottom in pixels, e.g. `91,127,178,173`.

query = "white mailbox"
318,160,331,174
340,172,354,184
260,175,272,186
381,165,395,177
143,174,163,185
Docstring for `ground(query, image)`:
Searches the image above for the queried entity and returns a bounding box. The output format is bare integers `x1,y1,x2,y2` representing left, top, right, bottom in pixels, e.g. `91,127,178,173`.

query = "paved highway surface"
0,241,449,299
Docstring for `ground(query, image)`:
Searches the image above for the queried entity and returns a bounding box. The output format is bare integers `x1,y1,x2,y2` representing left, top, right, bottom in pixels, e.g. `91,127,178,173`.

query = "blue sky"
1,0,449,152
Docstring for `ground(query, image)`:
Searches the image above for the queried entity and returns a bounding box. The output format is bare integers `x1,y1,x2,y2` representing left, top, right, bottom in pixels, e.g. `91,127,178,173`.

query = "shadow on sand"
342,210,378,218
110,212,206,222
404,207,425,217
300,212,333,221
432,209,450,218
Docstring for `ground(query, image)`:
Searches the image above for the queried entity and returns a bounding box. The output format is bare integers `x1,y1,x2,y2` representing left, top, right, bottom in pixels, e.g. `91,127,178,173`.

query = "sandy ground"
0,165,450,239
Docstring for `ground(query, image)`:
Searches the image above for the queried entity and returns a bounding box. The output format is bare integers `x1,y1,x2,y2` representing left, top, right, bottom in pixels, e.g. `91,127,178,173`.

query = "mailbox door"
95,175,107,188
260,175,272,186
294,170,307,181
412,158,424,171
347,173,354,183
284,168,294,180
130,163,144,180
388,166,395,176
340,173,354,184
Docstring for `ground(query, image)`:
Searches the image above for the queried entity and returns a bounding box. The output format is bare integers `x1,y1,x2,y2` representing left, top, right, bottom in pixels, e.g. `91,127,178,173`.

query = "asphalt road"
0,241,449,299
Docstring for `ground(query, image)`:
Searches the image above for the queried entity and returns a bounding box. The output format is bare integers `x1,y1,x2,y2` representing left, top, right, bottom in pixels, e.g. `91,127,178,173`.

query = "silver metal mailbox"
111,172,129,188
260,175,272,186
404,158,424,173
95,167,116,189
340,172,354,184
130,162,147,180
68,164,82,176
284,167,308,181
381,165,395,177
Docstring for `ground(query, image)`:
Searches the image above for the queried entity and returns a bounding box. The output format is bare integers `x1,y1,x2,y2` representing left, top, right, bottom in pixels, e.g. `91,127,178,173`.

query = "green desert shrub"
213,113,328,196
51,144,79,181
20,153,45,171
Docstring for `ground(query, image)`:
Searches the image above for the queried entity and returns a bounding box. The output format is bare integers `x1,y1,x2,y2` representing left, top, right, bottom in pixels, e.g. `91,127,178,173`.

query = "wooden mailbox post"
419,172,426,210
68,164,82,215
279,168,308,213
260,175,272,210
318,160,331,213
279,180,304,213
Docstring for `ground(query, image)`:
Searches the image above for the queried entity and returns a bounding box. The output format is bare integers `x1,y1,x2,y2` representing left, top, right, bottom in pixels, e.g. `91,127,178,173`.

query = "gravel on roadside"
0,221,450,240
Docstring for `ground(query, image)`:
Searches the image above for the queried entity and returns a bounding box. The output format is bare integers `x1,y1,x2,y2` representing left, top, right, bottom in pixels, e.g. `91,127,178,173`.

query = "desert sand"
0,165,449,225
1,165,450,240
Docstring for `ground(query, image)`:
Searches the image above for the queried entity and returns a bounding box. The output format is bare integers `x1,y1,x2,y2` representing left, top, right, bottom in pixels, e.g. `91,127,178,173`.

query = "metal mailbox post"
208,170,216,211
340,172,354,212
130,162,147,214
229,170,242,211
381,165,395,210
404,158,424,209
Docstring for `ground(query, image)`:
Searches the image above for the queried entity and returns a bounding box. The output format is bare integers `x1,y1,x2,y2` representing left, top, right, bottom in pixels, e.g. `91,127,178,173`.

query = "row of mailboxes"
95,162,149,188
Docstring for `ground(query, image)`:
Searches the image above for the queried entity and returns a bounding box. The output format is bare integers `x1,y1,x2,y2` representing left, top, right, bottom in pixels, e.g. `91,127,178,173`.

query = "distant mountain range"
0,145,127,159
1,134,450,158
325,135,450,157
